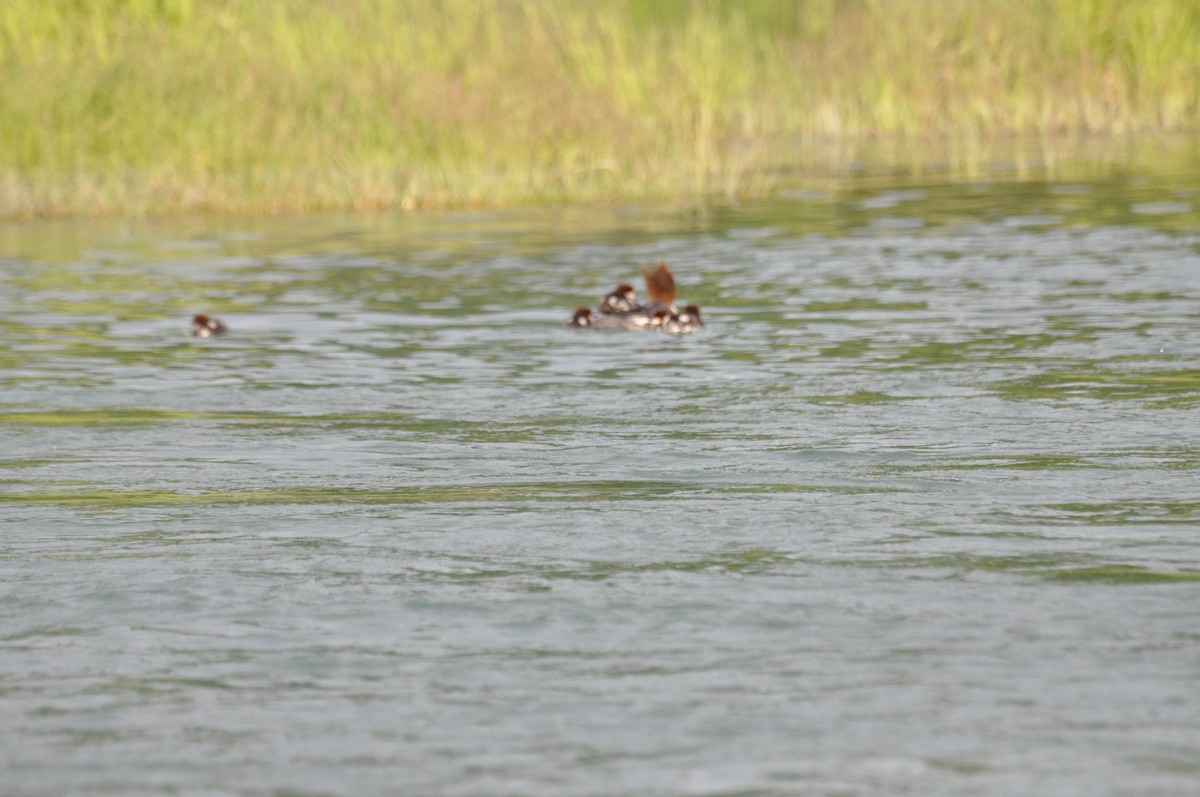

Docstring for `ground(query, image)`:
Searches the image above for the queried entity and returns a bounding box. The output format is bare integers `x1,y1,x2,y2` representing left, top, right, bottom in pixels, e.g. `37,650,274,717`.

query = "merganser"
661,304,704,334
565,308,595,328
566,263,705,334
565,307,664,331
642,263,677,311
191,314,228,337
599,284,638,314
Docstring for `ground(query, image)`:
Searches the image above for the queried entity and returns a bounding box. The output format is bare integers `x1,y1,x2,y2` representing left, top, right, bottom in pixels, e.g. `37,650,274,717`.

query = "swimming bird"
641,263,677,311
565,307,667,331
565,263,705,334
661,304,704,335
191,314,228,337
565,308,595,328
598,284,638,315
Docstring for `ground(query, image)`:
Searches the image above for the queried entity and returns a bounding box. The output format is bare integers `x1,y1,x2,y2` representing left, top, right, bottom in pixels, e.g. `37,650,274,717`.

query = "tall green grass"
2,0,1199,217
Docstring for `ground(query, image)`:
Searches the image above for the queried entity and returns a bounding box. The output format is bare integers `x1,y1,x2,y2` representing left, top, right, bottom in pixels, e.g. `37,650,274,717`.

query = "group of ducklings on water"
191,264,703,338
565,264,704,335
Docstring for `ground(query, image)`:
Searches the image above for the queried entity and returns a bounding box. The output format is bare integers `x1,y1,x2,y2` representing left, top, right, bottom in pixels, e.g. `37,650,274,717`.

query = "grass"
2,0,1200,217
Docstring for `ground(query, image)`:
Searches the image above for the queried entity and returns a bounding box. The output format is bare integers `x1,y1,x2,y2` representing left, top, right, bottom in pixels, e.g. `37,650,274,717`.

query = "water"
2,170,1200,796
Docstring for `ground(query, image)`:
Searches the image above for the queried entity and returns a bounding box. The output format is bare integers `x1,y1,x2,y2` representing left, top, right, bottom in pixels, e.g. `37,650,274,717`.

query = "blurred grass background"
2,0,1199,217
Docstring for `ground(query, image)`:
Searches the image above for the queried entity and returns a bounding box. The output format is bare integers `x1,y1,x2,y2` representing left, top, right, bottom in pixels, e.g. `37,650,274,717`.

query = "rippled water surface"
3,171,1200,796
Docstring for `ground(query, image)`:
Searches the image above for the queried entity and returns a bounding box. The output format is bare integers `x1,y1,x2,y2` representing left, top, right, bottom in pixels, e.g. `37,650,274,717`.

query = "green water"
2,167,1199,796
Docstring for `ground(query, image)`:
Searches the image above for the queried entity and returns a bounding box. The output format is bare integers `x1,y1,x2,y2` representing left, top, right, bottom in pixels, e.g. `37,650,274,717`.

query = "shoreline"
3,133,1198,221
4,1,1199,220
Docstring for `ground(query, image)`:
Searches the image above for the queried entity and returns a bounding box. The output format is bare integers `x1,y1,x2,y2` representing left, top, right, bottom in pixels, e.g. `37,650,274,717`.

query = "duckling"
191,314,228,337
661,304,704,334
598,284,638,315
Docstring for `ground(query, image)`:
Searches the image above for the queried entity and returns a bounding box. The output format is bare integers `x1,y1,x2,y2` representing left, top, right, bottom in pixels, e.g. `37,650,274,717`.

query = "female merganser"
565,263,705,334
191,314,228,337
642,263,677,311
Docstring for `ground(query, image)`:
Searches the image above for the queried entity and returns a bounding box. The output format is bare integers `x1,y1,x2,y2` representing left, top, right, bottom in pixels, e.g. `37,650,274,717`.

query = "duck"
661,304,704,335
565,307,666,331
641,263,677,312
598,284,638,315
565,307,595,328
191,314,228,337
565,263,705,334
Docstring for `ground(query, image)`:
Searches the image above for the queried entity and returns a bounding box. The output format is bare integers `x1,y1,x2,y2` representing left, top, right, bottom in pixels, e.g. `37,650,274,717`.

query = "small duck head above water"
191,314,228,337
647,308,673,330
599,284,638,315
662,304,704,334
565,307,594,328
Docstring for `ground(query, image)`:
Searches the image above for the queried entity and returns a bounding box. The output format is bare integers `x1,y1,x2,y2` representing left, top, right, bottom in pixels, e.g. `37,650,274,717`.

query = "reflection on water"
2,167,1200,796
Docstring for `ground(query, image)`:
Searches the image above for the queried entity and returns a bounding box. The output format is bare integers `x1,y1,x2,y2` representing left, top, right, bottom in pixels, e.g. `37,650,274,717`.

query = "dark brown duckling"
661,304,704,335
565,308,595,328
191,314,228,337
599,284,638,315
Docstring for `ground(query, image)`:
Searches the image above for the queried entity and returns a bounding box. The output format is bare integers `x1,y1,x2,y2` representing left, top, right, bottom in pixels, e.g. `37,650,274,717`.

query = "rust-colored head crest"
642,263,676,306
